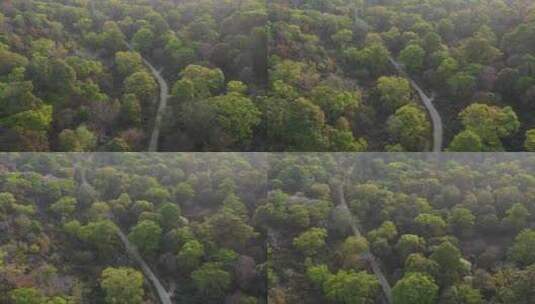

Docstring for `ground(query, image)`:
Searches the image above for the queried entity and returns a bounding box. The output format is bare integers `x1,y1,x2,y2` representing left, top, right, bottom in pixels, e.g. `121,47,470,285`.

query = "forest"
1,0,535,151
266,153,535,304
3,153,535,303
0,153,267,303
0,0,267,152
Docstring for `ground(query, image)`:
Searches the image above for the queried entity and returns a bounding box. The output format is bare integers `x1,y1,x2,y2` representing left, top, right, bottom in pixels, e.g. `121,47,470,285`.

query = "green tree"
211,82,261,144
1,104,53,132
143,186,171,205
158,203,181,230
172,65,224,100
397,234,426,261
0,192,15,213
120,94,142,126
115,51,143,77
436,57,459,84
430,242,463,286
177,240,204,271
266,95,328,151
368,221,398,242
496,264,535,303
441,284,483,304
376,76,412,111
448,130,483,152
345,43,391,76
98,21,126,55
0,80,40,117
340,236,369,267
447,72,476,98
323,270,380,304
309,85,360,122
78,220,119,254
504,203,530,231
524,129,535,151
128,220,162,255
423,32,442,53
92,167,126,200
191,262,231,299
399,44,426,73
124,71,157,102
100,267,144,304
415,213,446,237
50,196,77,218
510,229,535,266
58,125,96,152
293,227,327,256
332,29,354,48
65,56,104,80
306,264,331,286
392,273,438,304
222,193,249,221
203,212,257,250
448,207,475,237
132,27,155,54
405,254,439,278
9,288,46,304
287,204,310,229
459,103,519,151
175,182,195,202
46,296,69,304
0,49,29,75
459,37,502,65
387,103,431,151
29,57,77,97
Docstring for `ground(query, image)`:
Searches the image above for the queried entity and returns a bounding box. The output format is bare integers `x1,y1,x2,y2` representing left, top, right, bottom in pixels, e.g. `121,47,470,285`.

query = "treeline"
0,153,267,303
266,154,535,304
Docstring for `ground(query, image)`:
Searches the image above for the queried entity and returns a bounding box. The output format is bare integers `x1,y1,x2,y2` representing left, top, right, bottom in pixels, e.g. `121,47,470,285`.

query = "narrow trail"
74,156,173,304
116,230,173,304
143,59,169,152
334,165,393,304
388,58,443,152
86,0,169,152
355,11,443,152
126,44,170,152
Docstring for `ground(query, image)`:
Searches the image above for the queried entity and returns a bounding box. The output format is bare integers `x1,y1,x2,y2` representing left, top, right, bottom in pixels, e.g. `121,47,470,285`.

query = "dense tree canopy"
0,154,267,303
100,267,144,304
267,153,535,303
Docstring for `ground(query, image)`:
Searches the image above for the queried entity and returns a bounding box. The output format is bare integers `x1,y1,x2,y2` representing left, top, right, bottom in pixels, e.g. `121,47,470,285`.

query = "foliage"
293,227,328,256
191,262,231,299
100,267,144,304
128,220,162,255
392,273,438,304
510,229,535,266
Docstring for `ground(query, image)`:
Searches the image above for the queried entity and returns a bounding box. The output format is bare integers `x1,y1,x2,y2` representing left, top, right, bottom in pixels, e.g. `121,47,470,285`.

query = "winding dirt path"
75,156,173,304
126,44,170,152
354,12,443,151
143,59,169,152
388,58,443,152
334,165,393,304
116,230,173,304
